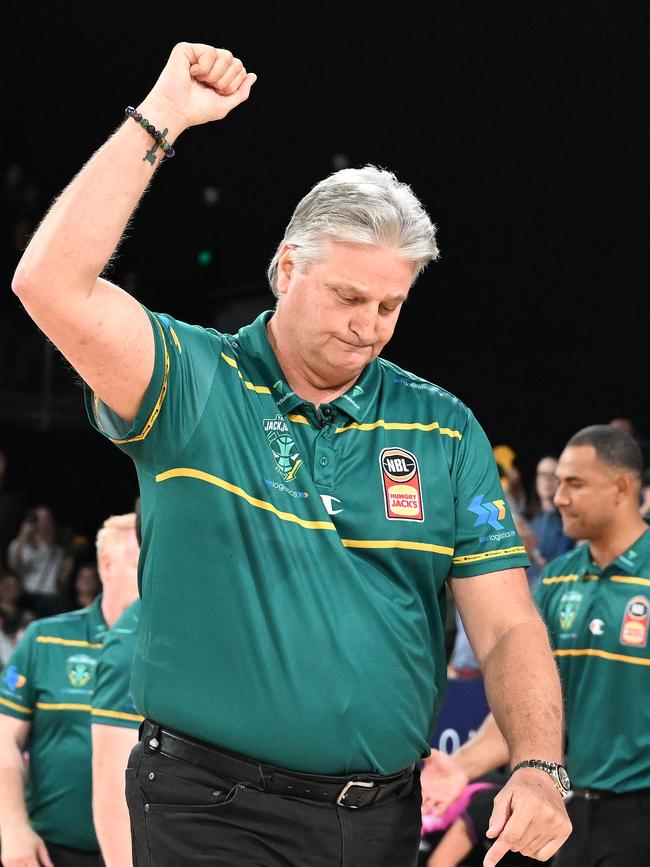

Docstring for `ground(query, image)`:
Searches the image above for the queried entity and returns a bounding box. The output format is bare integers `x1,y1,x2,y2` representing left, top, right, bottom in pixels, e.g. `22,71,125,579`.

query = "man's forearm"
481,618,563,766
0,746,30,831
93,777,132,867
453,713,510,780
12,95,186,300
92,726,137,867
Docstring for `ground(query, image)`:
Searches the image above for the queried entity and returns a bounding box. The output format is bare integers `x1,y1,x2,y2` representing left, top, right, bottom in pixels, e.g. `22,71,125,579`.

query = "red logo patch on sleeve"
620,595,649,647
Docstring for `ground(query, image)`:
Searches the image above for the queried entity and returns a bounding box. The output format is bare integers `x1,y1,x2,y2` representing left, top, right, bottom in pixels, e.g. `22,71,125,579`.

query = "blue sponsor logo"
467,495,507,531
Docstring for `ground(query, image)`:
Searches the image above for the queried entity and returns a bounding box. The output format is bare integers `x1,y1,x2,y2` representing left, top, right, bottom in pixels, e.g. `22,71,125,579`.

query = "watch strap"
511,759,570,795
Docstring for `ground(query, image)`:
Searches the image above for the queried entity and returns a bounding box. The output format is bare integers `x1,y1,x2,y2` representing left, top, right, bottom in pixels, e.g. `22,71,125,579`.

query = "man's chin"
560,518,583,540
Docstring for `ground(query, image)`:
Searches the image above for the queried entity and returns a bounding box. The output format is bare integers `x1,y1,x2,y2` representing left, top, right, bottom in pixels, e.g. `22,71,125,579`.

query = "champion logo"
320,495,343,516
589,619,605,636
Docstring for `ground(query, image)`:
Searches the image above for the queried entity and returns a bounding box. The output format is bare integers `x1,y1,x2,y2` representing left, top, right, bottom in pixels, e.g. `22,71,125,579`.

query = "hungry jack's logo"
380,448,424,521
620,595,649,647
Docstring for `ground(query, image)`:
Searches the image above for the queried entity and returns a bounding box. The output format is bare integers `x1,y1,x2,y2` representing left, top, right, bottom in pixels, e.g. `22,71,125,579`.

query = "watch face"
558,766,571,791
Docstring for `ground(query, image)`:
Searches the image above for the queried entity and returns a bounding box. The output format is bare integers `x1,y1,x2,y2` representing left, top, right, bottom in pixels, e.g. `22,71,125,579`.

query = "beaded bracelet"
125,106,176,164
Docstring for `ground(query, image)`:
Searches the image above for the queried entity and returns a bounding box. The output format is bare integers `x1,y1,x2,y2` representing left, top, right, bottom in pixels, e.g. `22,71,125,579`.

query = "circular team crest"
66,654,96,687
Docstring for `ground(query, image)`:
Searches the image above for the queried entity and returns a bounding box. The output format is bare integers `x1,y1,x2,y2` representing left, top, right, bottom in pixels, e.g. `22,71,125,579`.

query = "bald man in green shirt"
11,40,570,867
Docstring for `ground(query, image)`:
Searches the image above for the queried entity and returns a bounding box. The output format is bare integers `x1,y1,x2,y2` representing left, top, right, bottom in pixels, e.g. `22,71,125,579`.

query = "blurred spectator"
513,512,544,591
609,417,650,471
0,571,33,667
73,563,102,608
528,455,574,567
0,570,26,622
493,444,527,515
0,450,23,570
7,505,65,616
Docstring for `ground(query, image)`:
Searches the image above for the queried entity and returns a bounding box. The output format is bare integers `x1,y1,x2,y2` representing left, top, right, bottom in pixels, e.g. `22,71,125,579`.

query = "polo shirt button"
319,456,329,467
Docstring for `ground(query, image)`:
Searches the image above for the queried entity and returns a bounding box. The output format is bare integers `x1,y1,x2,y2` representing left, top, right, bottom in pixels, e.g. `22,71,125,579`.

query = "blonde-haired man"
91,501,143,867
0,513,139,867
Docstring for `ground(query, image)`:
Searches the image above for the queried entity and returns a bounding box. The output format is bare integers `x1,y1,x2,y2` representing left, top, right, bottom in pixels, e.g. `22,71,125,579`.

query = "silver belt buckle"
336,779,375,808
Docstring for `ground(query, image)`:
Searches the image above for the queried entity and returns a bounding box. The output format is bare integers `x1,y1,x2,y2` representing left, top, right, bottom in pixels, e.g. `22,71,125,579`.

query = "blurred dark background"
1,1,648,539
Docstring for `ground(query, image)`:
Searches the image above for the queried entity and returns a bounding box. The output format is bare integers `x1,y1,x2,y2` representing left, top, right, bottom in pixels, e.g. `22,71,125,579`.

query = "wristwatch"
510,760,571,797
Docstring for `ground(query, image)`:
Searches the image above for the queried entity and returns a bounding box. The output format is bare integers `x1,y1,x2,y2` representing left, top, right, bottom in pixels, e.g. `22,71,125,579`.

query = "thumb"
217,72,257,118
37,838,54,867
486,794,511,839
232,72,258,104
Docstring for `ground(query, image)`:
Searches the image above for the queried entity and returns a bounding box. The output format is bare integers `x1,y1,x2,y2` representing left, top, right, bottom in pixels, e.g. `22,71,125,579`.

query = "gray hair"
267,165,439,296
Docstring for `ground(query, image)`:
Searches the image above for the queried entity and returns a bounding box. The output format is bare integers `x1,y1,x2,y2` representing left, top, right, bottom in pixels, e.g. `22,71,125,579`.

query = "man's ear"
276,244,295,296
615,471,637,503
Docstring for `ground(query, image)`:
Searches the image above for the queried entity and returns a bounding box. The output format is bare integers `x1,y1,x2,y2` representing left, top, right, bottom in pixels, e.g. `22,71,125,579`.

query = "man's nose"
350,305,377,342
554,486,568,508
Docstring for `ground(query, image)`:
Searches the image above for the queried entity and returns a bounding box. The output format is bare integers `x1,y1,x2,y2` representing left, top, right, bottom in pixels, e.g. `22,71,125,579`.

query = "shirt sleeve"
449,409,530,578
0,624,38,720
84,306,225,474
91,633,143,730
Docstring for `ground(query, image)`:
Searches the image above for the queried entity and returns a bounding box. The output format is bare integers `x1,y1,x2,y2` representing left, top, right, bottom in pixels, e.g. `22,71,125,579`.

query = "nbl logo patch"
620,595,649,647
380,448,424,521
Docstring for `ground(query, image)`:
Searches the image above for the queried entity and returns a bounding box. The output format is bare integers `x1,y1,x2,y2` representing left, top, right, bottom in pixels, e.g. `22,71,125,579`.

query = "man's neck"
100,595,128,629
588,517,648,569
266,317,361,407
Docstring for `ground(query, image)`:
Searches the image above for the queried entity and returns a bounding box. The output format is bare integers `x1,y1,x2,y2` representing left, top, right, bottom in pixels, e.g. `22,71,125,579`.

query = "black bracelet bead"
124,106,176,160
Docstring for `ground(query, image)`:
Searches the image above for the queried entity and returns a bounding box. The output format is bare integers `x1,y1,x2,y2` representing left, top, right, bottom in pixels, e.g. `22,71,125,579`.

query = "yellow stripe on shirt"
451,546,526,565
553,648,650,667
342,539,453,556
220,352,271,394
156,468,336,531
91,708,145,722
610,575,650,588
0,696,33,714
36,702,92,712
36,637,103,649
541,574,580,585
335,419,462,438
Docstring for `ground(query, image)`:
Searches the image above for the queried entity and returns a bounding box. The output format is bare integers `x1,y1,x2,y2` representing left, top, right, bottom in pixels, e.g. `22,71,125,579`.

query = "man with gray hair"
11,42,569,866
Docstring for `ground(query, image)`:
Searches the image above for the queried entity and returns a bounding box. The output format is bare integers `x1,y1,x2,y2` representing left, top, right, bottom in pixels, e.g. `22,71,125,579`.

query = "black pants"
43,842,104,867
553,789,650,867
126,739,422,866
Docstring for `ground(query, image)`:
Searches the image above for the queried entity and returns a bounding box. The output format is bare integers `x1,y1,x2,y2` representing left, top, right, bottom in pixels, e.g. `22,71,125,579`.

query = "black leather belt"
139,720,415,809
571,786,650,800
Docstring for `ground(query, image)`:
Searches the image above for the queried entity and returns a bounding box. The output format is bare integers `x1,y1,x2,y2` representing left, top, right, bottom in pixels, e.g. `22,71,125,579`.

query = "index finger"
483,816,532,867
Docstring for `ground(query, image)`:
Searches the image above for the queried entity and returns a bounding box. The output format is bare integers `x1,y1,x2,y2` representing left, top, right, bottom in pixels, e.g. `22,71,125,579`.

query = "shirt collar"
610,527,650,573
87,593,108,639
584,527,650,576
234,311,380,424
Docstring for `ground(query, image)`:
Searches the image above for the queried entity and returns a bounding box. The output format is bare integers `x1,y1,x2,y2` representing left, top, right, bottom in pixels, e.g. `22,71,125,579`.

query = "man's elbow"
12,265,31,299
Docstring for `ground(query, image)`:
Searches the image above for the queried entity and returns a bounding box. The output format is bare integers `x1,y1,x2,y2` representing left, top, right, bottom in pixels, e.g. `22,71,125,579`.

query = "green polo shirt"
91,600,143,730
85,308,528,775
535,528,650,792
0,597,107,851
